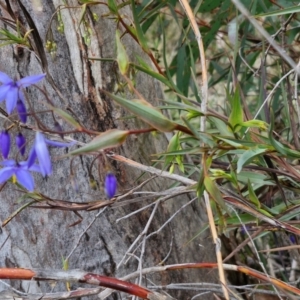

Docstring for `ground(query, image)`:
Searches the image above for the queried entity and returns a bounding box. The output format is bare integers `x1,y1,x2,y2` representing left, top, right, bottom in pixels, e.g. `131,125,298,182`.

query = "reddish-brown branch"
0,268,160,299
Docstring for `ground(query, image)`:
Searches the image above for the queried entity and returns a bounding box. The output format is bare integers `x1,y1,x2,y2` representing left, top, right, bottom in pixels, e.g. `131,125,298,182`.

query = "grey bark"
0,0,216,299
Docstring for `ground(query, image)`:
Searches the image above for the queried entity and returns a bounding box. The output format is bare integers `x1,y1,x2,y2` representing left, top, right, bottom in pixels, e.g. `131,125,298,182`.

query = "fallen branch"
0,268,171,300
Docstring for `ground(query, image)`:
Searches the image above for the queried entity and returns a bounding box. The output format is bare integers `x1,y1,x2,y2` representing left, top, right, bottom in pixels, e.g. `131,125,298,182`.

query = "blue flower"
0,159,41,191
105,173,117,199
0,71,45,116
28,132,75,177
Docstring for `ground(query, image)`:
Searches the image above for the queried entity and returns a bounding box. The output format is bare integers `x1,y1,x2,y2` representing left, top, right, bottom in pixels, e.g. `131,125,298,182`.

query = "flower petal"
18,90,26,103
0,85,11,102
0,71,13,84
35,132,52,176
5,87,18,114
15,168,34,191
19,160,41,173
27,147,37,168
16,100,27,123
27,163,42,173
0,159,16,167
18,73,46,88
0,167,14,184
45,139,76,148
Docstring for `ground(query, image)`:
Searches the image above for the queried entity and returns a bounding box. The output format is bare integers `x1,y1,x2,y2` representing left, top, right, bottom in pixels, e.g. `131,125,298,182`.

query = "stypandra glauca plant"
1,0,300,299
86,1,300,297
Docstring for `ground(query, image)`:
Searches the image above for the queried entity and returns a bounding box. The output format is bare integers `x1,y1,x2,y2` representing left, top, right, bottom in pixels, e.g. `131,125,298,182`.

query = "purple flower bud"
16,100,27,123
0,130,10,159
16,133,26,156
240,225,250,235
290,235,296,244
105,173,117,199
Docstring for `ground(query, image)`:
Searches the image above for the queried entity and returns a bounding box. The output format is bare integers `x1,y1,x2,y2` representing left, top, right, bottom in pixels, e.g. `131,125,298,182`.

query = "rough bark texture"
0,1,216,299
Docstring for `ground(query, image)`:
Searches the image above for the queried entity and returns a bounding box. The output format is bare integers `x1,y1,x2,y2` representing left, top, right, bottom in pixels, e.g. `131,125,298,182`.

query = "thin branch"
107,153,196,186
0,286,103,299
178,2,228,299
0,268,170,300
97,262,300,298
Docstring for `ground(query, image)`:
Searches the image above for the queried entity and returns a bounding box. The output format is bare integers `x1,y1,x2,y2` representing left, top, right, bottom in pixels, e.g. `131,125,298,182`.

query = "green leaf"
164,133,180,168
68,129,129,156
131,62,173,89
257,208,273,218
175,155,185,173
77,3,87,29
62,256,69,270
159,148,202,156
199,0,223,13
181,117,200,140
169,163,175,174
50,106,82,130
238,171,274,186
255,5,300,17
228,87,243,132
107,0,118,13
203,0,230,48
240,120,269,130
209,117,233,137
237,147,268,173
104,91,176,132
116,30,129,75
131,0,149,52
135,55,153,71
204,176,226,210
214,136,244,148
225,213,257,226
248,180,260,208
269,111,300,158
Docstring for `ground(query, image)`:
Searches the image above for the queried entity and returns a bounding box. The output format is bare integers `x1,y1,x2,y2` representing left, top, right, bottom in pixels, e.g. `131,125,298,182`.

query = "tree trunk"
0,1,216,299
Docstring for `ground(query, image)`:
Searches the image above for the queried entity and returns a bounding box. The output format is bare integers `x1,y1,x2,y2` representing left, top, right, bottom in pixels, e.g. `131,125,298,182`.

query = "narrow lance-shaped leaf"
77,4,87,29
130,0,149,52
50,105,82,130
131,63,173,89
104,91,176,132
248,180,260,208
255,5,300,18
237,147,268,173
228,87,243,132
164,133,179,170
204,176,226,211
68,129,129,156
269,110,300,158
116,30,129,75
107,0,118,14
